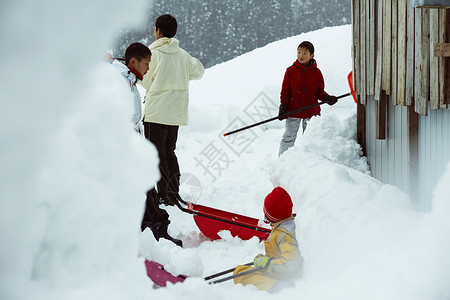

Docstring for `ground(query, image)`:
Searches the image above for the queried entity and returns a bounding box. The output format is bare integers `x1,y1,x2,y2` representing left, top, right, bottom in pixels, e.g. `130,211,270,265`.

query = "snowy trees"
112,0,350,68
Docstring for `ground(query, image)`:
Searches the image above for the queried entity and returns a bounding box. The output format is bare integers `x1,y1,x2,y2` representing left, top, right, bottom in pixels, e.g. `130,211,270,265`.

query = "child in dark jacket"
278,41,338,156
233,187,303,292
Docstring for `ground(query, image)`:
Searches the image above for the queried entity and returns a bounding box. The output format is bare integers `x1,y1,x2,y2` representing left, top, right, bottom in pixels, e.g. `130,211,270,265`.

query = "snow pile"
1,1,158,299
142,111,450,300
297,111,369,174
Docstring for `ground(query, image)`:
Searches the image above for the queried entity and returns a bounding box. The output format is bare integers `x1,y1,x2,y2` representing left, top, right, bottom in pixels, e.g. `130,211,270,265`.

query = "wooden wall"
352,1,449,120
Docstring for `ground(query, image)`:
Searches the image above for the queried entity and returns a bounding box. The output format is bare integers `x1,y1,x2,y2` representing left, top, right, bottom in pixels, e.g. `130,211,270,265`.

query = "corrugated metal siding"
366,96,450,210
418,108,450,210
365,96,414,202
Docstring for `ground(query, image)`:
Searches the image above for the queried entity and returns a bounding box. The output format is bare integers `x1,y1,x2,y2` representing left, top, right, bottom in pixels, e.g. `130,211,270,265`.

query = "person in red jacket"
278,41,338,156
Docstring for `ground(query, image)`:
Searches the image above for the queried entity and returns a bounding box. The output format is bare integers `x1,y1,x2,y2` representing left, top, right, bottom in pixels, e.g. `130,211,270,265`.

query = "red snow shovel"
175,196,271,241
347,71,357,103
145,260,257,287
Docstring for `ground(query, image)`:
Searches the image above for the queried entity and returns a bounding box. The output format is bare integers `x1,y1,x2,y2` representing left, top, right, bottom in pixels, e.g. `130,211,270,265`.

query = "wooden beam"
397,0,407,105
357,97,366,156
416,5,450,8
407,102,419,203
434,43,450,56
376,91,387,139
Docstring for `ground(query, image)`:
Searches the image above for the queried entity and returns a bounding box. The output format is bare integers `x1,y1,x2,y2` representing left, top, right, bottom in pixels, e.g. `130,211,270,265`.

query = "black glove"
278,104,289,120
323,94,338,106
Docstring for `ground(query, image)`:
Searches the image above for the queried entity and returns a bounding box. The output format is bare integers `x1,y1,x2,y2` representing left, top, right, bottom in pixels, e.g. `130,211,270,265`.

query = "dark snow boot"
158,220,183,247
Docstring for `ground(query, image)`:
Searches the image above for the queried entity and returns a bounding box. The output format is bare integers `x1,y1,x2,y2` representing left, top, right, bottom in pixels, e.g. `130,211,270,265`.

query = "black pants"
141,122,181,227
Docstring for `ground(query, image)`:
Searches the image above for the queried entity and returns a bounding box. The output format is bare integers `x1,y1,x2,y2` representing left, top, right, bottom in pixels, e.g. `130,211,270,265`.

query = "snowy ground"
140,25,450,300
1,1,450,300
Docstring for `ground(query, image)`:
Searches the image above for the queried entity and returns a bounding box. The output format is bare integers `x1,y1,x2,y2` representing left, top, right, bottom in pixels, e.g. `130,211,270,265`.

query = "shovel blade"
144,260,186,288
189,203,271,241
347,71,357,103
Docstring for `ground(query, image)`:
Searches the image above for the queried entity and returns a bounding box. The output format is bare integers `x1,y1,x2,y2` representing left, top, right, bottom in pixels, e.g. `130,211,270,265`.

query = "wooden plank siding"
382,0,392,95
415,9,429,115
351,2,449,113
430,9,440,109
420,9,431,113
392,0,398,105
375,0,383,100
369,0,376,96
353,0,360,102
405,3,415,106
444,9,450,105
397,0,407,105
360,0,367,104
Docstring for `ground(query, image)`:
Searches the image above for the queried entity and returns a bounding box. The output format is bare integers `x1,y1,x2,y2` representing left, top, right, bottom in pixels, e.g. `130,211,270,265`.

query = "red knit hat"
263,187,293,223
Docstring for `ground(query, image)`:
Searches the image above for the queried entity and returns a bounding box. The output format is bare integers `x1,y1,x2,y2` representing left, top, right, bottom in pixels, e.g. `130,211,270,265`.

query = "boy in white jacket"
140,14,204,247
112,42,151,134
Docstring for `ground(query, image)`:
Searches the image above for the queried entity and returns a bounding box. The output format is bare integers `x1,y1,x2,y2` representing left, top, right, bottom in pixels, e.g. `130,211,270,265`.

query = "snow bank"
0,0,159,299
144,110,450,300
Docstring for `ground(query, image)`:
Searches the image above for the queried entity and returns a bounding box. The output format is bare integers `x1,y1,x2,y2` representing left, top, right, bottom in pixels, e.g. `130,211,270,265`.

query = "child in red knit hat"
233,187,303,292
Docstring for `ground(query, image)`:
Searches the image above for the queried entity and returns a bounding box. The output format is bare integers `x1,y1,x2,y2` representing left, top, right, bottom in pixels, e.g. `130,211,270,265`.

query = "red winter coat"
280,59,327,119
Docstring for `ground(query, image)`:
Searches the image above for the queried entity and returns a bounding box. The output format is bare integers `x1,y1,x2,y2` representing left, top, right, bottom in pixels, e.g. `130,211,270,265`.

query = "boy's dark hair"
298,41,314,55
155,14,177,38
125,42,151,65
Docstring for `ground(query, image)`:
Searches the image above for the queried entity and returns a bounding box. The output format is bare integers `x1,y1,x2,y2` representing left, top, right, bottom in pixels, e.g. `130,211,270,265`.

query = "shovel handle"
203,262,254,281
208,266,265,284
174,195,271,234
223,92,351,137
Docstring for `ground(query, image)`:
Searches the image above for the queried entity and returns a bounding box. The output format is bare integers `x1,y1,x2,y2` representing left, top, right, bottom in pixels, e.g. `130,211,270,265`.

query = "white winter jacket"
140,38,204,126
112,60,144,134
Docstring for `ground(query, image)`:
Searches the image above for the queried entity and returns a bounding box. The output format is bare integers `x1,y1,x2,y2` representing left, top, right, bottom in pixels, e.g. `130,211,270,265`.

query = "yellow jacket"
233,215,303,292
140,37,204,126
